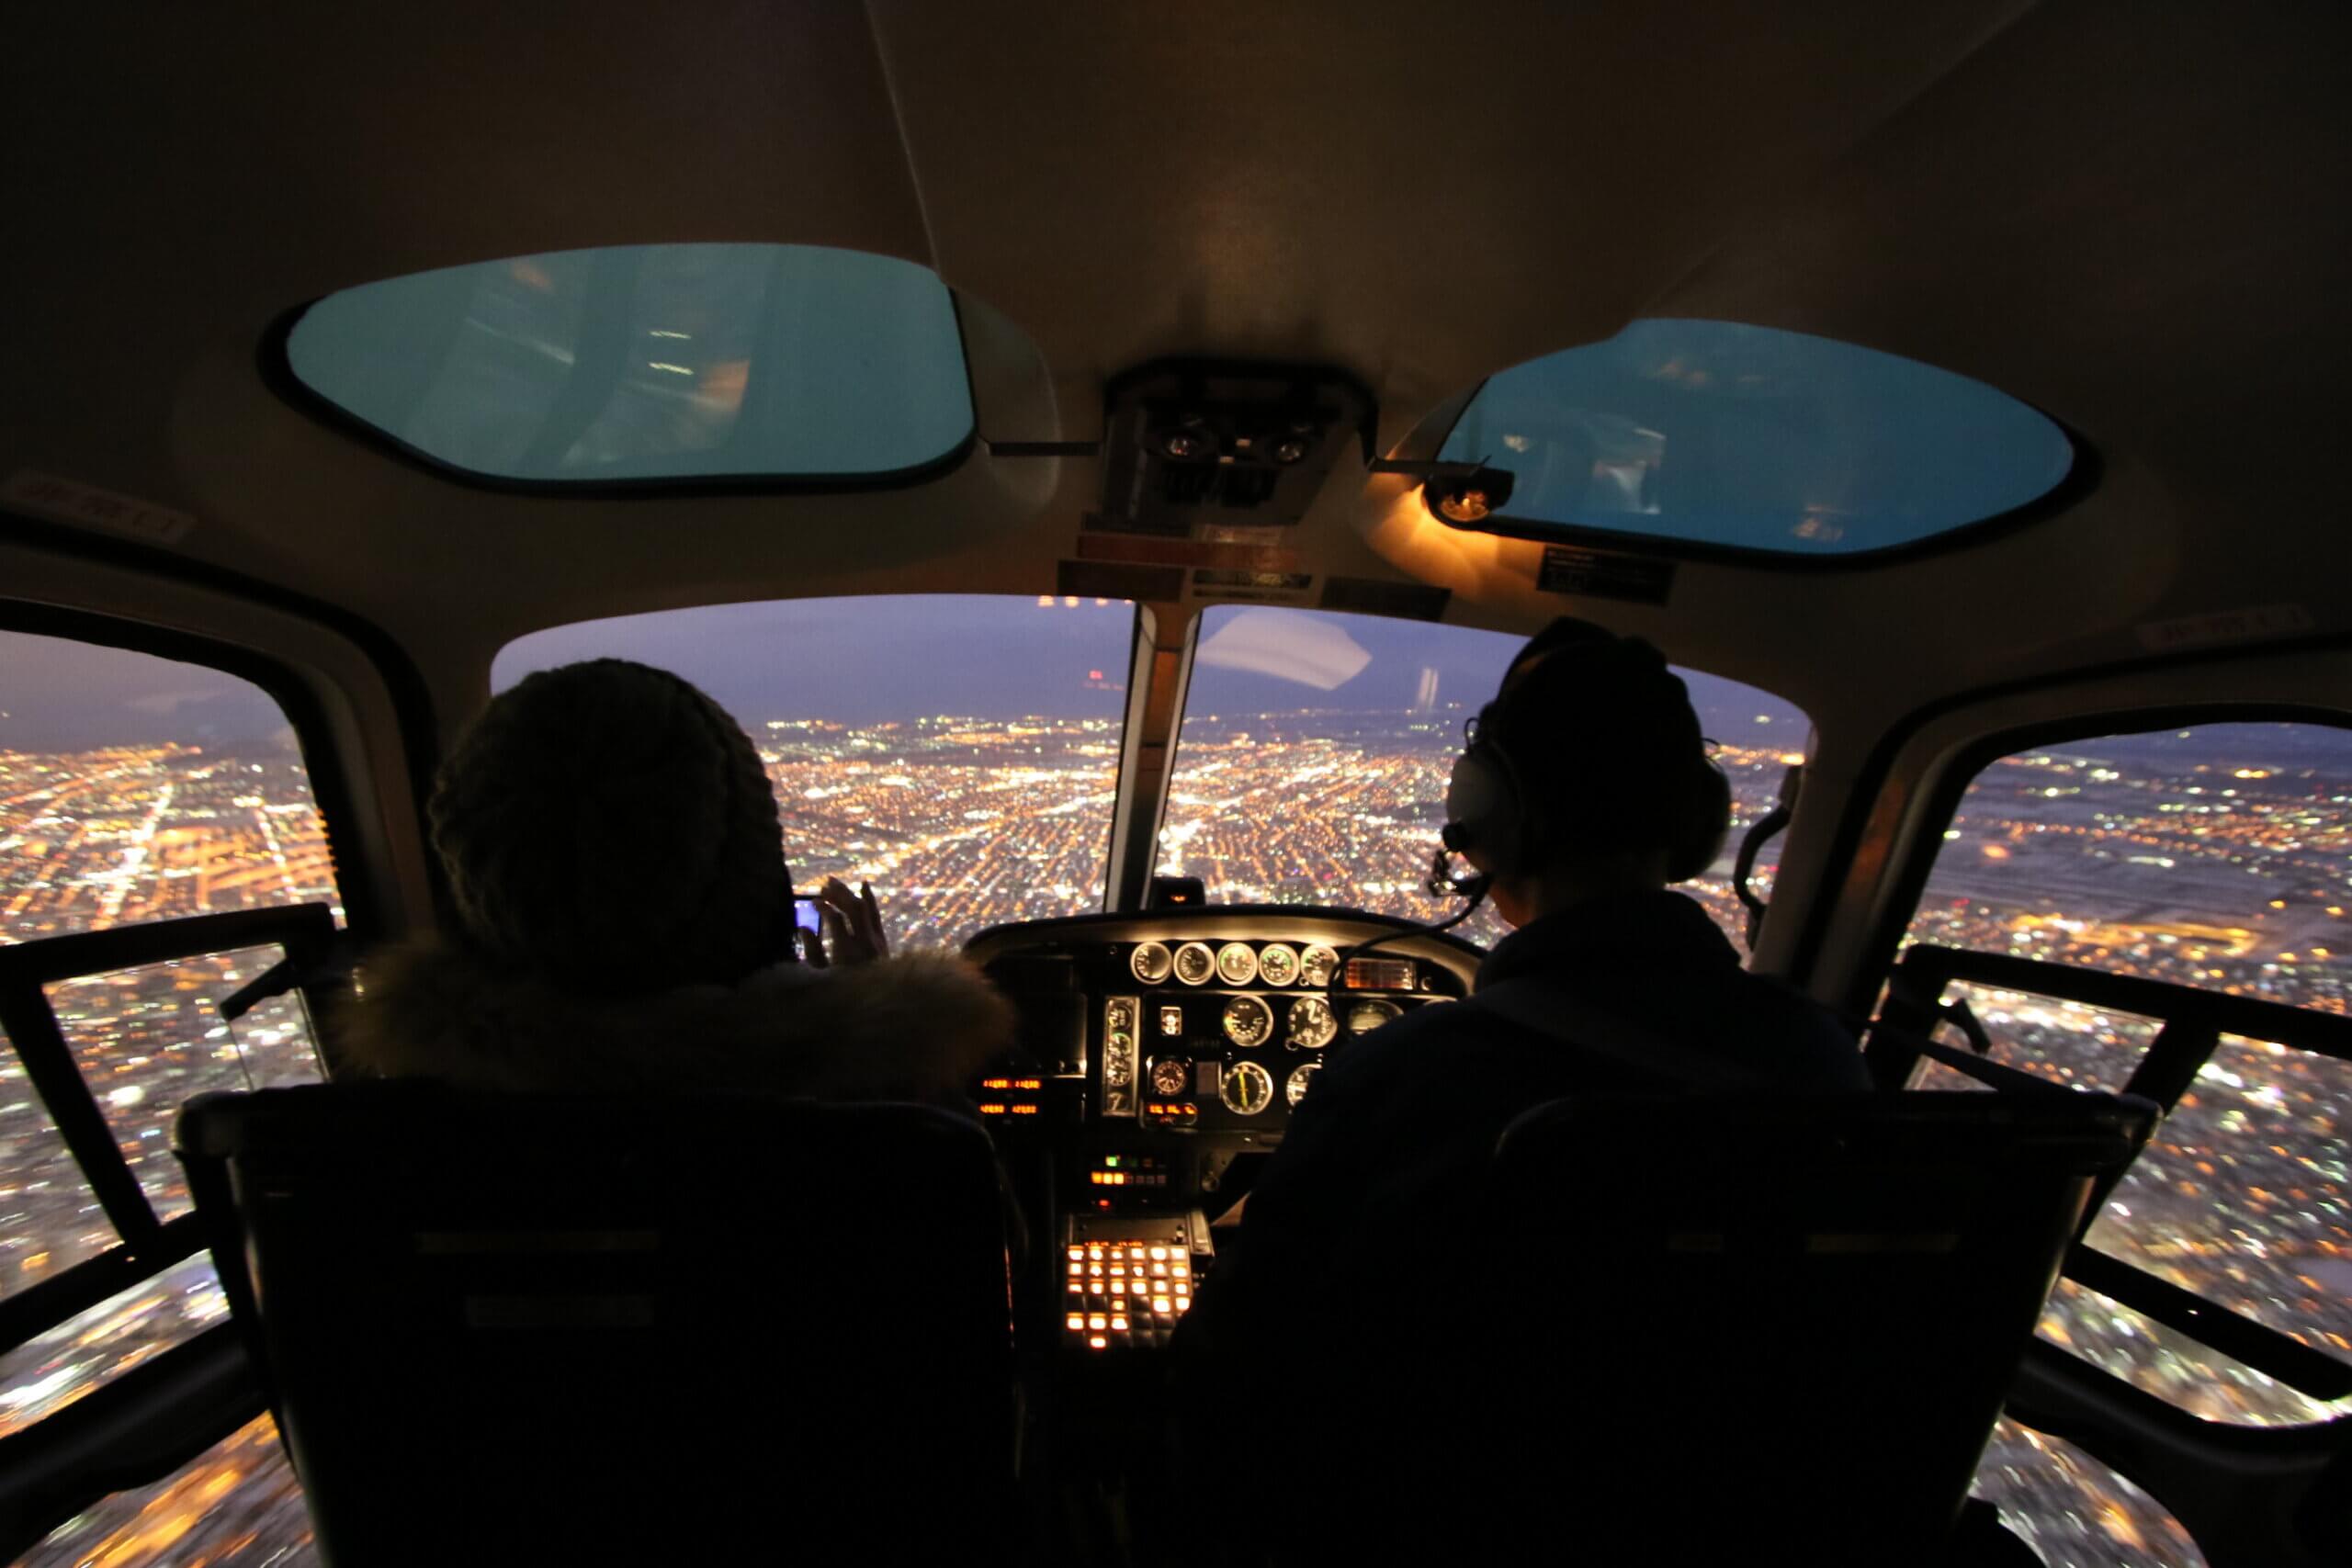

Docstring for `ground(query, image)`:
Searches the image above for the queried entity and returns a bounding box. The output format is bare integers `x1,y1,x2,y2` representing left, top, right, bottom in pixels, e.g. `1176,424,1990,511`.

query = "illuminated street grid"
6,722,2349,1565
1156,706,1791,953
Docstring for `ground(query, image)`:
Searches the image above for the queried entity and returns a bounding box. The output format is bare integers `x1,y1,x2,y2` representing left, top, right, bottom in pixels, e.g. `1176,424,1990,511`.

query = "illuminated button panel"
1063,1241,1195,1350
975,1076,1045,1120
1088,1153,1170,1190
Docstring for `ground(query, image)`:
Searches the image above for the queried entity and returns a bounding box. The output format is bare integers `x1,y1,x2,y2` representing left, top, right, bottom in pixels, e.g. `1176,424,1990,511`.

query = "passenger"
1172,618,1867,1553
343,659,1014,1101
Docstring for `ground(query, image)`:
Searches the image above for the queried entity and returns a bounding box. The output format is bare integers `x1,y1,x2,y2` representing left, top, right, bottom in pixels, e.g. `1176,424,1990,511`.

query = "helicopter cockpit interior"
3,3,2349,1563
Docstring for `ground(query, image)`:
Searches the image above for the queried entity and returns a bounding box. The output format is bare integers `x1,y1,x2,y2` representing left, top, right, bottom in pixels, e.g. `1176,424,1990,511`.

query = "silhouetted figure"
1174,619,1867,1559
346,659,1013,1097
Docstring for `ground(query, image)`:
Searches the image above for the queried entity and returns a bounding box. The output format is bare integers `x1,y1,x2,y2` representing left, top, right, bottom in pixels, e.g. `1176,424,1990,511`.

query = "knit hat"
428,660,794,993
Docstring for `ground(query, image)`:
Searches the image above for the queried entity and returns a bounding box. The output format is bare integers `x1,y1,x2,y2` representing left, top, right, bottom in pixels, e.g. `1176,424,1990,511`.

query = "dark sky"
493,597,1813,738
2,600,1808,750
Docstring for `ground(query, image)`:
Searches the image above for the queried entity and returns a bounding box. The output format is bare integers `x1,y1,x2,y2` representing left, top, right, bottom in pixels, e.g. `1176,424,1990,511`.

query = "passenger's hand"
816,876,889,964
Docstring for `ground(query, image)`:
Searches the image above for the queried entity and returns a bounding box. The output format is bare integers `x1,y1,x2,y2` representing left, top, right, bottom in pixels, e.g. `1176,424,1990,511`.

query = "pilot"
342,659,1014,1101
1172,618,1867,1553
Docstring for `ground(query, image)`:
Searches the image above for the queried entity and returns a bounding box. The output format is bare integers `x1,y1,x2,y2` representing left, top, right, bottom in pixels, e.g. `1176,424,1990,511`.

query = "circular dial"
1104,1050,1133,1087
1222,994,1274,1048
1346,998,1403,1036
1256,943,1301,987
1219,1060,1275,1116
1298,944,1340,988
1129,942,1172,985
1285,1063,1320,1108
1286,995,1337,1051
1148,1056,1190,1097
1216,942,1259,986
1172,942,1216,986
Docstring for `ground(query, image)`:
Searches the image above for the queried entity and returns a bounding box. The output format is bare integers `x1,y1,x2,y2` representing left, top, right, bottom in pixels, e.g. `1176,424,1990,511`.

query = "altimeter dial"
1222,994,1274,1048
1219,1060,1275,1116
1287,995,1337,1051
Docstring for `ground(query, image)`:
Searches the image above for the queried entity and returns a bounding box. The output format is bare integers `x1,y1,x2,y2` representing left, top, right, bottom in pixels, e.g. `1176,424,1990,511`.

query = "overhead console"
966,908,1478,1356
1093,359,1375,529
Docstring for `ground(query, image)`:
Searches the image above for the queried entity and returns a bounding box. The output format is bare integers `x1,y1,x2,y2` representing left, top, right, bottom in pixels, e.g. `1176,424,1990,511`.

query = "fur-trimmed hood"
340,941,1016,1104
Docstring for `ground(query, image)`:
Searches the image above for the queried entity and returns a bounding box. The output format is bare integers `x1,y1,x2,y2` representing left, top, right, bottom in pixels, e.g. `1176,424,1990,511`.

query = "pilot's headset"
1433,629,1731,897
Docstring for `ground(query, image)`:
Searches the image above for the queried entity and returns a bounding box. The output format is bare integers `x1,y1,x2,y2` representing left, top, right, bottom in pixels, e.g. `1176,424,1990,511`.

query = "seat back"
1361,1091,2154,1562
177,1082,1014,1565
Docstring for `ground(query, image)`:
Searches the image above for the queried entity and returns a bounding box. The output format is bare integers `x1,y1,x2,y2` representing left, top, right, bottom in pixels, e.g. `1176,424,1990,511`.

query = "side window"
2,628,334,1559
1895,721,2352,1432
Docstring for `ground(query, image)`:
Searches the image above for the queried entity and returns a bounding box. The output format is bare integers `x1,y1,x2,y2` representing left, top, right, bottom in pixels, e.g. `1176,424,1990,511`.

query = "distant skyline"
12,600,1812,750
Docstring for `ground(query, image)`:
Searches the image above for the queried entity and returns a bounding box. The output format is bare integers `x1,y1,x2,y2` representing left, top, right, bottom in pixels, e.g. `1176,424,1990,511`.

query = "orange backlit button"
1171,1263,1190,1278
1152,1297,1172,1314
1128,1247,1146,1259
1173,1297,1191,1313
1148,1247,1168,1260
1067,1282,1081,1294
1067,1247,1083,1260
1111,1316,1129,1332
1089,1335,1109,1349
1088,1265,1102,1277
1087,1247,1104,1260
1149,1263,1168,1277
1088,1314,1107,1330
1068,1261,1082,1274
1174,1282,1190,1296
1066,1314,1085,1331
1110,1280,1125,1295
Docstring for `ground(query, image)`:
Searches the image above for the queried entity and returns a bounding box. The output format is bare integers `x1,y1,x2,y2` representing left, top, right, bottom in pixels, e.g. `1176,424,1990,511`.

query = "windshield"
494,595,1135,950
1159,607,1808,953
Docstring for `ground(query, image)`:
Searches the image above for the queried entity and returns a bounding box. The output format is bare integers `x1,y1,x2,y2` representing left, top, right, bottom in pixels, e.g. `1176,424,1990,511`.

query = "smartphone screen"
794,894,824,936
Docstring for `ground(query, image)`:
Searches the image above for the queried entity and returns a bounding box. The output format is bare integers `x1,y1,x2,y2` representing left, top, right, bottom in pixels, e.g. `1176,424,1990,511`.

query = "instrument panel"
968,908,1478,1166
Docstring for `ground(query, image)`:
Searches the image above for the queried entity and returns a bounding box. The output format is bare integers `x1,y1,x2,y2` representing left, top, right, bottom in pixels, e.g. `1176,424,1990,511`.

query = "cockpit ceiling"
2,1,2349,707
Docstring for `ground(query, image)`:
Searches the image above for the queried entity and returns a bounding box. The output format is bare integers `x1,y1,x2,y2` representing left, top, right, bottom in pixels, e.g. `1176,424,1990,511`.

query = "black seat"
1295,1090,2155,1565
175,1081,1016,1566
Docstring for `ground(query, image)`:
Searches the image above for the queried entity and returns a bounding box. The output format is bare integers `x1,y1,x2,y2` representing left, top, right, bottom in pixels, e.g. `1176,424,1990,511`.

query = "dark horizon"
3,601,1813,751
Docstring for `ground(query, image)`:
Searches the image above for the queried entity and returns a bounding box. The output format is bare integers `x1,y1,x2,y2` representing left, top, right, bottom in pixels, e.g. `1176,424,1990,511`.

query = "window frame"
0,595,384,1530
1865,704,2352,1412
0,903,343,1354
259,267,985,500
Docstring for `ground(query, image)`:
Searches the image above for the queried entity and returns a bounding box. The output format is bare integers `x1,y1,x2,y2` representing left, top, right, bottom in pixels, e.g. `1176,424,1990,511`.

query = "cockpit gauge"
1216,942,1259,986
1221,994,1275,1048
1130,942,1173,985
1219,1060,1275,1116
1256,943,1301,987
1172,942,1217,986
1286,995,1337,1051
1346,998,1402,1037
1285,1062,1319,1108
1149,1056,1191,1097
1298,944,1340,988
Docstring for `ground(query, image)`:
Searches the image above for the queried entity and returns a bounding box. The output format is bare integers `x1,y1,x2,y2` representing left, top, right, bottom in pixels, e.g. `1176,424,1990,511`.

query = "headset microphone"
1426,831,1492,901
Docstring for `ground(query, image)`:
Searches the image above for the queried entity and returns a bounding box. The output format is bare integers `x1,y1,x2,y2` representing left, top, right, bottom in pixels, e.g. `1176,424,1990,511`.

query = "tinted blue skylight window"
286,243,973,484
1435,320,2075,557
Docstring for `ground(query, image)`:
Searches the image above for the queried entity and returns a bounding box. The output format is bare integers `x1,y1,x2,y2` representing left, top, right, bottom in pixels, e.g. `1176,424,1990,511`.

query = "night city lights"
4,620,2347,1566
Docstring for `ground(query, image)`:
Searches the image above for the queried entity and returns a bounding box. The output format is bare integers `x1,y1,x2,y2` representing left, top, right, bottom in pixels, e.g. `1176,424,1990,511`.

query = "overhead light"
1423,466,1515,526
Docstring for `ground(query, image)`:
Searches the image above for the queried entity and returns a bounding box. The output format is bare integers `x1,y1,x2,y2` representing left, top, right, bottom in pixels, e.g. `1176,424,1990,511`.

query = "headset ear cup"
1668,761,1733,883
1445,746,1521,879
